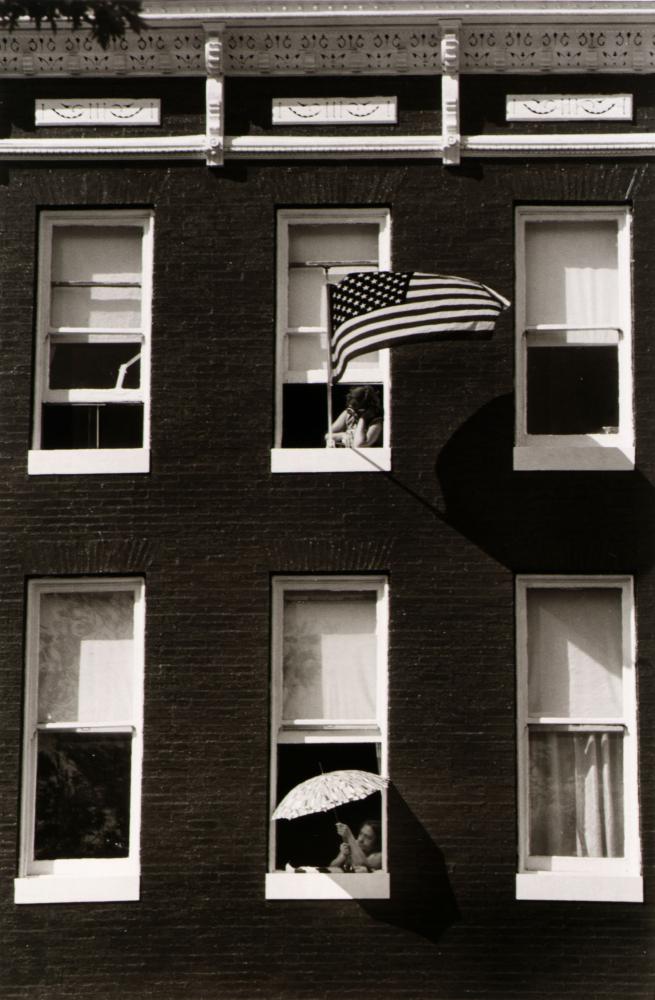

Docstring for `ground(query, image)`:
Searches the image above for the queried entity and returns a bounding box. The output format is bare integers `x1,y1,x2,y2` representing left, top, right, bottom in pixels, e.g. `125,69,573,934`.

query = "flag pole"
326,281,335,448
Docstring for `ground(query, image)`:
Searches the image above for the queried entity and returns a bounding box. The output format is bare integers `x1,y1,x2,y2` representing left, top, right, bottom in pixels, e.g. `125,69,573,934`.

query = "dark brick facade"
0,70,653,1000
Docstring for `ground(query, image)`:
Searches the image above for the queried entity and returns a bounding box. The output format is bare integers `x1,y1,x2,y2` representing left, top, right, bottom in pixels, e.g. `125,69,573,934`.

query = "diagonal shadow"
435,394,655,573
357,786,460,944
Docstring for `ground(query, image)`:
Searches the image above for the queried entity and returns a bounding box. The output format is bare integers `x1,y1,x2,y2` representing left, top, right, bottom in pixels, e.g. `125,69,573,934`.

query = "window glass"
525,221,618,328
283,590,377,722
38,591,135,725
52,226,142,284
526,588,623,718
527,345,618,434
528,730,624,858
35,731,131,860
49,344,141,390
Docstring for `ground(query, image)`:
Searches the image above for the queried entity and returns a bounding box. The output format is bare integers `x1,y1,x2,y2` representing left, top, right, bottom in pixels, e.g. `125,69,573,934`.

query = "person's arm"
352,416,382,448
329,843,350,869
330,409,349,433
335,823,369,869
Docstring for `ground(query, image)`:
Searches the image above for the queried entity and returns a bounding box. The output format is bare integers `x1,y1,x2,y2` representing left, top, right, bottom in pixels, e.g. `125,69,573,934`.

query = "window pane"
275,742,381,870
49,344,141,390
525,220,618,328
288,268,325,329
287,333,326,374
42,403,144,449
527,345,619,434
52,226,142,284
51,286,141,330
34,731,131,860
283,590,377,722
289,225,378,266
529,731,624,857
38,591,135,725
527,588,623,718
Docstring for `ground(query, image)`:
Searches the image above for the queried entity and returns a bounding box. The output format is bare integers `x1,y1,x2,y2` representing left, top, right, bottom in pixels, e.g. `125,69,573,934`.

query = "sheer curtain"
282,591,377,722
525,220,618,329
527,588,624,858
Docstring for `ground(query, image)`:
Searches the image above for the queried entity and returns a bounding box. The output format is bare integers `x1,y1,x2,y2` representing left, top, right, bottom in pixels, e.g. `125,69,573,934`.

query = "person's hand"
336,822,352,840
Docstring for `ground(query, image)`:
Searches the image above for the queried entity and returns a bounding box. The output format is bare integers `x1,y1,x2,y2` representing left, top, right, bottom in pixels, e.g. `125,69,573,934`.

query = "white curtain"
282,591,377,722
529,731,623,857
525,220,618,329
527,588,624,858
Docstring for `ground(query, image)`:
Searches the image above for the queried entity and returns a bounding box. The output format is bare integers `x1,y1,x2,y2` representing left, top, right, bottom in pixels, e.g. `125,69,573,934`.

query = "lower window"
515,576,642,902
267,577,389,900
15,578,144,904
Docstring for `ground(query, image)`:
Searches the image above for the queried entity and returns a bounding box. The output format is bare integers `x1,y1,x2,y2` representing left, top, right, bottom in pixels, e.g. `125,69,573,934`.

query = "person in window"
329,820,382,872
328,385,383,448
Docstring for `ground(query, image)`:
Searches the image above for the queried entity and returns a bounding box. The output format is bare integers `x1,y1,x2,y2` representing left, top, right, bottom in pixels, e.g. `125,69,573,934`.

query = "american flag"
329,271,510,382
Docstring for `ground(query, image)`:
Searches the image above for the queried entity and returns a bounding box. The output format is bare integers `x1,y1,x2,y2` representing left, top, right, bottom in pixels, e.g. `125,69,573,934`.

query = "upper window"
15,578,145,904
272,209,391,473
516,576,642,902
514,207,633,471
29,211,153,475
266,577,389,899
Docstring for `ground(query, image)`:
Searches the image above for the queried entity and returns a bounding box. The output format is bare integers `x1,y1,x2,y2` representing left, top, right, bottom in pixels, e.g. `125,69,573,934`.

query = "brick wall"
0,128,652,998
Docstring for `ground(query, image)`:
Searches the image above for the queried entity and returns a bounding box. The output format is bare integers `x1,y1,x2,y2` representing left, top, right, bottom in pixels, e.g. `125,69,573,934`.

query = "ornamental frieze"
0,25,652,76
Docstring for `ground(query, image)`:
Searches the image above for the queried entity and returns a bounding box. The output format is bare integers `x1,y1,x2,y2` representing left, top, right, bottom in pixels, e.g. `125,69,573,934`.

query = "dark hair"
360,819,381,850
346,385,383,417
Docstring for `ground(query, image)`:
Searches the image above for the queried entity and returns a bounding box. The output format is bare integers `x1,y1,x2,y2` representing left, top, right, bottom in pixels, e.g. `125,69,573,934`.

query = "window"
15,578,145,903
266,577,389,899
29,211,153,475
516,577,642,902
514,207,633,471
272,209,391,473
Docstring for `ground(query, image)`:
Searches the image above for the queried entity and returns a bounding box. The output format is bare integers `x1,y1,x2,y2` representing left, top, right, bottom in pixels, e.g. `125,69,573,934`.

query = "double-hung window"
272,209,391,473
29,210,153,475
514,207,633,471
267,576,389,899
16,578,145,904
516,576,642,902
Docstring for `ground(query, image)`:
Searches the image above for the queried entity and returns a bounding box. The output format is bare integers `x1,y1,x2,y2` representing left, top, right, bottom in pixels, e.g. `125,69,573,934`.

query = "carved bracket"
440,21,460,166
205,25,224,167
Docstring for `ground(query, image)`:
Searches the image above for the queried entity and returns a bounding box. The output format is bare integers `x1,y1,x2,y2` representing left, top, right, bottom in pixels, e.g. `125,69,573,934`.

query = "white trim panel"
15,874,140,905
265,871,390,900
271,447,391,473
28,448,150,475
516,873,643,903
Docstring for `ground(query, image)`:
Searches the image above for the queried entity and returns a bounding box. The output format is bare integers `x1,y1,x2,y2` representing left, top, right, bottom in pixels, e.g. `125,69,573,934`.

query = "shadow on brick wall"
359,787,459,944
435,394,655,573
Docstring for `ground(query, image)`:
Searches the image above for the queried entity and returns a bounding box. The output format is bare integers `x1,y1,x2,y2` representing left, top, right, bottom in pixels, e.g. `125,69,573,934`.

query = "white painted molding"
35,98,161,126
272,97,397,125
265,871,390,899
506,94,633,121
440,20,461,165
2,130,655,164
205,25,225,166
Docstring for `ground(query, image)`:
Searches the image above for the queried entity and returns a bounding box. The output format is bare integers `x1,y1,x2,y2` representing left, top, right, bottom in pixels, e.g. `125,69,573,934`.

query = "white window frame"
266,575,389,899
28,210,154,476
272,208,391,474
514,206,634,472
15,577,145,904
515,575,642,902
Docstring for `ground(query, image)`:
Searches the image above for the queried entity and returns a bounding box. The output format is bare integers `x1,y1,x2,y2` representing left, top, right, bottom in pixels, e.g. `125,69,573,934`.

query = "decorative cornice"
0,22,655,76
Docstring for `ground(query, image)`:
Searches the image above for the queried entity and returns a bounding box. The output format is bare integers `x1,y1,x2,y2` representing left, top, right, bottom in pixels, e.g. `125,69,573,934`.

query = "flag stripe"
330,270,509,381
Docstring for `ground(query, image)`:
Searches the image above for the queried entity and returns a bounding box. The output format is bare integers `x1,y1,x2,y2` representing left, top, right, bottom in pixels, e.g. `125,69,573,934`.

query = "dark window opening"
282,384,384,448
275,743,381,870
527,346,619,435
42,403,143,449
50,344,141,390
35,731,131,860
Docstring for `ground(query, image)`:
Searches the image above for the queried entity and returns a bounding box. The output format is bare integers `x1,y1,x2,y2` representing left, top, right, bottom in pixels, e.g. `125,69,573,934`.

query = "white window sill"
14,874,140,904
271,447,390,473
265,871,390,900
513,440,634,472
516,872,643,903
28,448,150,475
